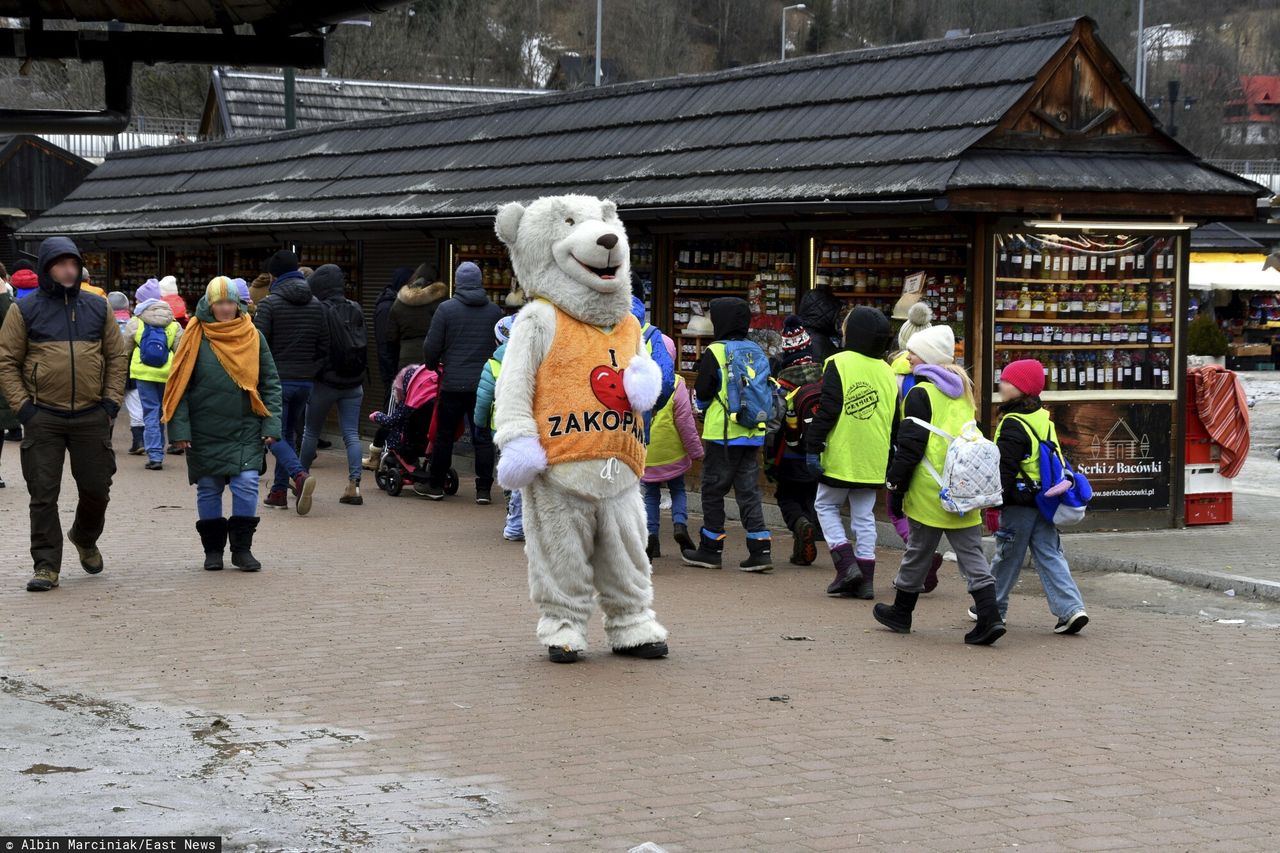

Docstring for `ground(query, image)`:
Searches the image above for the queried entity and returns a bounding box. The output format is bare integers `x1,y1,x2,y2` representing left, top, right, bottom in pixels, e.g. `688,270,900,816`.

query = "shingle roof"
1189,222,1265,251
208,69,545,137
20,18,1264,241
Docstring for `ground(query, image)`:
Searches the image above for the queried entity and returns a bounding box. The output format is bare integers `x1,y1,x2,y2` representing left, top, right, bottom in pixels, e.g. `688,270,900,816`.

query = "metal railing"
1208,159,1280,193
37,116,201,161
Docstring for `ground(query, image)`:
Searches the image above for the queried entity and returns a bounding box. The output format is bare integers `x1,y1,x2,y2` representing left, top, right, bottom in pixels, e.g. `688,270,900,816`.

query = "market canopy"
19,17,1266,243
1189,253,1280,291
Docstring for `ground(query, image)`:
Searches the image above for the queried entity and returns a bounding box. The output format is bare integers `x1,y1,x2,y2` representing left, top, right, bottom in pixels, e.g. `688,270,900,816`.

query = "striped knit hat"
206,276,239,305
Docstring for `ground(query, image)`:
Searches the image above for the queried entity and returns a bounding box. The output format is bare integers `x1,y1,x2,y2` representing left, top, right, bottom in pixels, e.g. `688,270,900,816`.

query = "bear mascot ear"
601,199,618,220
495,202,526,247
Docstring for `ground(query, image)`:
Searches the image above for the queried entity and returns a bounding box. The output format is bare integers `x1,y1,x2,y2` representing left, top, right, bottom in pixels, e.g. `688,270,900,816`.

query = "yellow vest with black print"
904,382,981,530
818,350,897,484
995,408,1059,487
130,321,179,382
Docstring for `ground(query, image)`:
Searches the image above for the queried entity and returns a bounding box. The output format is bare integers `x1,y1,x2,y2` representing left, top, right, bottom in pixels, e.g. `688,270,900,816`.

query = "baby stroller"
369,364,461,497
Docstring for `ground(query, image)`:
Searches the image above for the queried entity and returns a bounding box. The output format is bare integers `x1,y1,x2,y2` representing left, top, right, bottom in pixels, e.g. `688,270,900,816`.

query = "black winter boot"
672,522,695,553
825,543,862,595
791,516,818,566
965,585,1006,646
681,530,724,569
227,516,262,572
128,426,145,455
873,588,919,634
195,518,227,571
739,536,773,573
853,558,876,600
646,533,661,560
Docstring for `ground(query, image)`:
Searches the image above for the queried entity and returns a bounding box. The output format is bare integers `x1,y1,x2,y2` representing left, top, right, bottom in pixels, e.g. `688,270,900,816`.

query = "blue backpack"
718,340,773,434
139,324,170,368
1007,413,1093,526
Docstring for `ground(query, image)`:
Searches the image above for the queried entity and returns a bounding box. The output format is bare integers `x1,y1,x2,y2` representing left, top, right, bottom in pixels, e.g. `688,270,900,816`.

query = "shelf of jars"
298,243,360,299
813,234,969,324
672,240,797,335
223,247,280,283
81,251,108,284
163,248,219,301
110,250,159,290
991,233,1181,397
452,237,515,306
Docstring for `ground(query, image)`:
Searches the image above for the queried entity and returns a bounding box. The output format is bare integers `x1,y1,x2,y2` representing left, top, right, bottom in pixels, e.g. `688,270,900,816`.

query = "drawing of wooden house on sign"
1091,420,1151,460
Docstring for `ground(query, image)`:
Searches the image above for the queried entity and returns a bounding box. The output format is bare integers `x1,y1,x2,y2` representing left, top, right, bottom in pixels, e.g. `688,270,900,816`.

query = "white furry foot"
603,610,668,651
623,352,662,412
538,620,588,653
497,435,547,490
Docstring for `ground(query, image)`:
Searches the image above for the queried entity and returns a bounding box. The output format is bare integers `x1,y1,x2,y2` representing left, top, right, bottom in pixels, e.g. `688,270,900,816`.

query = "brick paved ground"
1,431,1279,851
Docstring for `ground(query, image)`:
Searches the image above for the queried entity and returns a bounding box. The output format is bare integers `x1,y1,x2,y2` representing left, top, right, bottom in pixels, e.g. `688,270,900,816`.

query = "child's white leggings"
814,484,878,560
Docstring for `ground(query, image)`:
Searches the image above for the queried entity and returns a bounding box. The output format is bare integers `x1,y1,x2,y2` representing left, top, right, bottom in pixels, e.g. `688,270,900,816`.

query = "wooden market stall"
20,17,1268,527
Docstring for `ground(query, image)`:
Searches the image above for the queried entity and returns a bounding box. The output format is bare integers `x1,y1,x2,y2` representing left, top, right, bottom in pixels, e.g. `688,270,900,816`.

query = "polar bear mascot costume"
493,195,669,664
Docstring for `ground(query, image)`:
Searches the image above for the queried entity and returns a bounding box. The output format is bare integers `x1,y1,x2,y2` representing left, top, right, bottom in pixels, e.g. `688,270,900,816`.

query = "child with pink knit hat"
988,358,1088,635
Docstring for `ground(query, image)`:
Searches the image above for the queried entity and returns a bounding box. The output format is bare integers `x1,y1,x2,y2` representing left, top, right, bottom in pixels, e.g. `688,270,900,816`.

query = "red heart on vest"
590,365,629,413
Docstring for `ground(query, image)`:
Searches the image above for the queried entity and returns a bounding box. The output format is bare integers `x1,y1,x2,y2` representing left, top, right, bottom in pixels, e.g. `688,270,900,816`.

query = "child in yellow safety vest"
124,297,182,471
642,335,704,560
989,359,1088,635
475,315,522,541
876,325,1006,646
805,307,898,601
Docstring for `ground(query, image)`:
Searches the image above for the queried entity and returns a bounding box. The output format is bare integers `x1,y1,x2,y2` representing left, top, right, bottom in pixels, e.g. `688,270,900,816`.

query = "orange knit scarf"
161,314,270,423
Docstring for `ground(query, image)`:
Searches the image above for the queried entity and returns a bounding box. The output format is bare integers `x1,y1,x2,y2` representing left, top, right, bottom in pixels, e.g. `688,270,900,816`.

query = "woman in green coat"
163,277,283,572
0,289,19,487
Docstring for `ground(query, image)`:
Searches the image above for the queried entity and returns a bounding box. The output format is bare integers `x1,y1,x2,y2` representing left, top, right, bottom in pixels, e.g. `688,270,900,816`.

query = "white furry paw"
623,353,662,413
497,435,547,490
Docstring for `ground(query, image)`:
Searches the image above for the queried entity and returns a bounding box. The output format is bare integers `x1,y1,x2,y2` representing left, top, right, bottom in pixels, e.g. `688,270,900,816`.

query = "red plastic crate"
1185,492,1232,526
1185,438,1218,464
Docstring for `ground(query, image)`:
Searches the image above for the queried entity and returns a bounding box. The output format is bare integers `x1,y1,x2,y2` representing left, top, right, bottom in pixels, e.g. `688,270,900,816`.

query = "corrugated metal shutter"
359,236,437,426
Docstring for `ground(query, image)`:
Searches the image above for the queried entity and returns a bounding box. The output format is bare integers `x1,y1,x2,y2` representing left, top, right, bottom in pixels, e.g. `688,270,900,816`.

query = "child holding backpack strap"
806,307,897,600
989,360,1089,634
682,297,774,572
876,325,1006,645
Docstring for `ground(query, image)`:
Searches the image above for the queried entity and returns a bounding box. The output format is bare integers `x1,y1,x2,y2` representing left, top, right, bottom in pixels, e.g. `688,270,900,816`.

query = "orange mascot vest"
533,306,646,477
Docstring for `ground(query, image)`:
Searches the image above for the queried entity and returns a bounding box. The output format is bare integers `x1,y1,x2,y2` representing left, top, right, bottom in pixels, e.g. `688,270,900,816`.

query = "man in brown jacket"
0,237,128,592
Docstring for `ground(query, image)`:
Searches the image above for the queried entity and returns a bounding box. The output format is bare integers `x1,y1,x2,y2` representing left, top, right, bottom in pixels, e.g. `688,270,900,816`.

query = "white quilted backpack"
906,418,1003,514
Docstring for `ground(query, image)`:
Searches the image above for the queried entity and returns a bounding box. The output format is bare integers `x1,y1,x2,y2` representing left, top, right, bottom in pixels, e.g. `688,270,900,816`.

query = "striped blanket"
1192,366,1251,478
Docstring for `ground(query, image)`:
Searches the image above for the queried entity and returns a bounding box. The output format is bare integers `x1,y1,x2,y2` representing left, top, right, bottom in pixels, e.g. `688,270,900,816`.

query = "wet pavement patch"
0,676,504,850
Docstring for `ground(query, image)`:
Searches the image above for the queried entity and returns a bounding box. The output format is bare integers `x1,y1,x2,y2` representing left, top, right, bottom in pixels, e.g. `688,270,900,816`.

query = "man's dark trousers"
429,389,494,492
20,408,115,571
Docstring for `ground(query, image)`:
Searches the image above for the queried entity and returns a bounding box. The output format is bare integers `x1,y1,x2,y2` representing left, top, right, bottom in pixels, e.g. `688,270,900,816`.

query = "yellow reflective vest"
904,382,981,530
817,351,896,485
129,321,179,382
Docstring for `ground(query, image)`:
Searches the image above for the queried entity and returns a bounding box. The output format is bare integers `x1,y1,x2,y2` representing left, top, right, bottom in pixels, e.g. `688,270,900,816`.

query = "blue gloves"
805,453,824,478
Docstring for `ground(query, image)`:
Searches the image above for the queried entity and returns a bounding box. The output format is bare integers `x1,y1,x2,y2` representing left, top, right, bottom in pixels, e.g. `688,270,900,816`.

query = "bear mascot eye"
565,217,575,226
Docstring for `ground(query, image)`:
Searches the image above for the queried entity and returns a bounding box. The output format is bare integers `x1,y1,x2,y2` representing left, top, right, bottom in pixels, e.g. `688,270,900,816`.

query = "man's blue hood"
36,236,83,297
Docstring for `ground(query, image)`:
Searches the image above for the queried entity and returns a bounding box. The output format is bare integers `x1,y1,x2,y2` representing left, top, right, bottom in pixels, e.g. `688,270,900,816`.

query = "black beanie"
266,249,299,277
843,306,892,358
12,259,34,273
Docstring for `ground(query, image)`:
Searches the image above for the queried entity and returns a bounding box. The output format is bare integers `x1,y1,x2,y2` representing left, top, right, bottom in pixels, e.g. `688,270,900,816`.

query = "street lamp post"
781,3,806,61
594,0,603,86
1136,0,1146,99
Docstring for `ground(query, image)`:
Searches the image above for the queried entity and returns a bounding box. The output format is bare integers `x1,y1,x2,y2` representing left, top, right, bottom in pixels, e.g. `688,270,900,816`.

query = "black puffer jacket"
252,270,329,382
421,275,502,393
390,280,447,370
373,266,412,384
308,264,367,390
798,285,842,362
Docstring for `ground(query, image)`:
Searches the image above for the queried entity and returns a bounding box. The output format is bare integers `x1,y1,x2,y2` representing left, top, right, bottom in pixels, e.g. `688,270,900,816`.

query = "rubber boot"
672,522,695,553
739,535,773,573
227,516,262,572
921,553,943,593
853,558,876,600
195,518,227,571
646,533,661,560
873,588,919,634
825,543,862,596
790,516,818,566
128,426,145,455
681,529,724,569
965,585,1007,646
